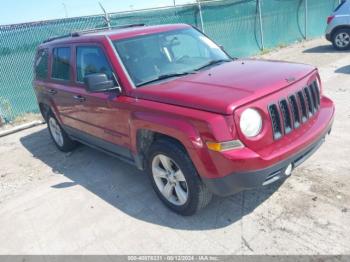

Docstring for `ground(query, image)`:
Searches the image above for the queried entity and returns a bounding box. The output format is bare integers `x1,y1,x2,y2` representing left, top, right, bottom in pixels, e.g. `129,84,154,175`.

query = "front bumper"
202,126,332,196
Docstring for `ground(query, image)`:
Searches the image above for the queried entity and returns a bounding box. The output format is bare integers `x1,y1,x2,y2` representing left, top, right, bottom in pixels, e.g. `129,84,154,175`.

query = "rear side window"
76,46,113,82
52,47,71,81
35,49,48,80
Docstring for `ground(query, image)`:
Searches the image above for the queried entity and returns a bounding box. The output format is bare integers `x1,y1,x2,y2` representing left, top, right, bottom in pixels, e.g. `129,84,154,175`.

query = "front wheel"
332,28,350,50
147,139,212,216
47,112,78,152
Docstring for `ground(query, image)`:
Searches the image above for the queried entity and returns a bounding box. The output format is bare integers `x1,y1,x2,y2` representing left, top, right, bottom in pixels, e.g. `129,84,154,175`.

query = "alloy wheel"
152,154,189,206
49,117,64,147
335,32,350,48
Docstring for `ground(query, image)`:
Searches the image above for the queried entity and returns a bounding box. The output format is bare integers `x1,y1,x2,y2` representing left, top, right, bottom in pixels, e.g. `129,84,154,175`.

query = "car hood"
130,59,316,115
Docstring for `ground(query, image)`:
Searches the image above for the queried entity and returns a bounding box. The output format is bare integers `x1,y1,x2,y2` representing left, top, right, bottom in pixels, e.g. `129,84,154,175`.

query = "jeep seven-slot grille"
288,95,300,128
268,80,321,140
279,99,292,134
268,104,282,140
304,87,314,116
297,90,308,123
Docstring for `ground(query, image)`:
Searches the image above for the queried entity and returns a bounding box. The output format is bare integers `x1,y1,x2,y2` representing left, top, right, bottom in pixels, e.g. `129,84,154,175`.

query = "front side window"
76,46,113,82
35,49,48,80
52,47,71,81
113,28,230,87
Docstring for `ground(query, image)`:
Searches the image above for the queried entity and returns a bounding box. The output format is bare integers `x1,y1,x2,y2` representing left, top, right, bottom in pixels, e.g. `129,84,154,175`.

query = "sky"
0,0,196,25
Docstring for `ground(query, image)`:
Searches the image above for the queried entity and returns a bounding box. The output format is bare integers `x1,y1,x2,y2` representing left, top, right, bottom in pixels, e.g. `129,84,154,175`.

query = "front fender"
129,110,226,178
129,111,202,153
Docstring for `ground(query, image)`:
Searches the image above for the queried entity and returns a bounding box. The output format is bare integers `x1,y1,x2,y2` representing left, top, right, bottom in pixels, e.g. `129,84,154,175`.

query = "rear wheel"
332,28,350,50
47,112,77,152
147,139,212,216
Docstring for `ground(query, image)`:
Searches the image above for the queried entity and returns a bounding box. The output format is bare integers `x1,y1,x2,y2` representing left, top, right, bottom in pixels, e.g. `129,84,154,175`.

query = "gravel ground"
0,38,349,255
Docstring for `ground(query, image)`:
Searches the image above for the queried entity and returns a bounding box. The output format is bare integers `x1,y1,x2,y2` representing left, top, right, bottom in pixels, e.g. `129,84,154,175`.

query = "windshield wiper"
136,72,192,87
135,59,231,87
194,59,231,71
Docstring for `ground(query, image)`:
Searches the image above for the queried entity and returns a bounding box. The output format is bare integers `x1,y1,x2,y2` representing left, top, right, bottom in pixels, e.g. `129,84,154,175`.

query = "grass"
256,39,305,57
258,44,288,56
0,112,43,131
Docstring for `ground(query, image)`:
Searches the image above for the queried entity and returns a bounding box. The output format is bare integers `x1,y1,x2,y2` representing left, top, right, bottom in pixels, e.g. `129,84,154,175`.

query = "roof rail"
42,23,145,43
42,33,76,43
72,23,145,36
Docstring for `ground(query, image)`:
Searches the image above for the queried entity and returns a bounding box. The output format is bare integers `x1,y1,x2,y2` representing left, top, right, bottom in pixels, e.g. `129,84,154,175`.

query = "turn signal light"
206,140,244,152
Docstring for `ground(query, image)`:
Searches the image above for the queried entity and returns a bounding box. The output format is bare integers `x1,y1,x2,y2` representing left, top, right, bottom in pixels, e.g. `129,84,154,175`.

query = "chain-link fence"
0,0,339,123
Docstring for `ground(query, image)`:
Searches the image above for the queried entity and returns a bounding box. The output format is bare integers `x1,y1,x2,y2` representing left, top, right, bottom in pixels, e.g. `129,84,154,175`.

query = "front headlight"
240,108,262,137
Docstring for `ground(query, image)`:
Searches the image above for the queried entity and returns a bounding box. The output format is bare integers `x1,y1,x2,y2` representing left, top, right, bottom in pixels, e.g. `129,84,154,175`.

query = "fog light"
285,164,293,176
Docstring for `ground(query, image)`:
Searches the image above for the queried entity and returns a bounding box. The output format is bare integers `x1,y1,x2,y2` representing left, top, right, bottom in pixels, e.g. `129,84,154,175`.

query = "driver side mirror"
84,73,119,93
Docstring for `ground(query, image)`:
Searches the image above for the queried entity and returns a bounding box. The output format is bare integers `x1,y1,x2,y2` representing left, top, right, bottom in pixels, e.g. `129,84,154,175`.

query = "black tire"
47,111,78,152
331,28,350,50
146,139,212,216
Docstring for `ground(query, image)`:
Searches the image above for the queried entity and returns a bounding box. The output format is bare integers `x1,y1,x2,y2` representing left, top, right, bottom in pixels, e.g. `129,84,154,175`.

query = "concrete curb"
0,120,45,138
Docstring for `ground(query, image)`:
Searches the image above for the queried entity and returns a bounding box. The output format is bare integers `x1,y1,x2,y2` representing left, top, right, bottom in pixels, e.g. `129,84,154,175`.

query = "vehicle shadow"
302,44,348,54
335,65,350,74
20,128,283,230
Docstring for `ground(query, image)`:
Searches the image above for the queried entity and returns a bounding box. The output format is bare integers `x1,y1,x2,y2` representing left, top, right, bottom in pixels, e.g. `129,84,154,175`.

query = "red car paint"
33,24,334,193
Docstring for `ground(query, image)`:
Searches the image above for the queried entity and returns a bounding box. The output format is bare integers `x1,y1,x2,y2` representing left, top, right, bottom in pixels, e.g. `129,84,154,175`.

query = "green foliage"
0,98,14,123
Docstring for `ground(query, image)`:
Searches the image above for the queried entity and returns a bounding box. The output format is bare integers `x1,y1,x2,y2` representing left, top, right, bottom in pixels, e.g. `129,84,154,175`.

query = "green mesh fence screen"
0,0,339,122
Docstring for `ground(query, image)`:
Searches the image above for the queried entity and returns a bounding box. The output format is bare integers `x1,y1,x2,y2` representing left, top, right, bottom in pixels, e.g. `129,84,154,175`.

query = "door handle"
73,95,86,102
48,89,57,95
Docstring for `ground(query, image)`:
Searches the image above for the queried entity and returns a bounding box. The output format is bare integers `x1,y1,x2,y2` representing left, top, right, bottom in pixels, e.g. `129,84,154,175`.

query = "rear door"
33,48,49,108
43,45,76,124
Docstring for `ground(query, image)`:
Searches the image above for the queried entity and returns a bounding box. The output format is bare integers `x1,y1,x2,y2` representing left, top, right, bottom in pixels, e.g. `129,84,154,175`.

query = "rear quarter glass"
334,1,346,12
34,49,49,80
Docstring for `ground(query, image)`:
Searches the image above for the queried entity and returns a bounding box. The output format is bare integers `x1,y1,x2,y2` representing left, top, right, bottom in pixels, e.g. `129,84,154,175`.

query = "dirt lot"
0,38,349,255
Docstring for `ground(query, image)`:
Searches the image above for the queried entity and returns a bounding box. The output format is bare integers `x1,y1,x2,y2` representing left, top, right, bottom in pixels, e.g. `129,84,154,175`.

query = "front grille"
304,87,314,116
268,80,321,140
268,104,282,140
311,81,320,109
289,95,300,128
279,99,292,134
297,90,308,123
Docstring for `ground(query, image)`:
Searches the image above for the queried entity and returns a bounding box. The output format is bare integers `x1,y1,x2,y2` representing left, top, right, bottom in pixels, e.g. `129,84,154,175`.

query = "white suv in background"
326,0,350,50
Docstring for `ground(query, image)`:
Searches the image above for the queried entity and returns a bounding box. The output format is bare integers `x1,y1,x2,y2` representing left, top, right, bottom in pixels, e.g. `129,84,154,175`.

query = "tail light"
327,16,335,24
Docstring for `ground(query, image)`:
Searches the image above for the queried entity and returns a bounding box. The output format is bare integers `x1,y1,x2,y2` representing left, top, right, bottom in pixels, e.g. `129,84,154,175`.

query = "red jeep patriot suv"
33,24,334,215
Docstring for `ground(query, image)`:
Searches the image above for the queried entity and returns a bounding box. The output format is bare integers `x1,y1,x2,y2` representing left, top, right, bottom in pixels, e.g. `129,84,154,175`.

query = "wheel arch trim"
331,25,350,39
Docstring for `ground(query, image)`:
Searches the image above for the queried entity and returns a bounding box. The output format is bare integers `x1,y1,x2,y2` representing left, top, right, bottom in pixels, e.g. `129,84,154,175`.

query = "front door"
67,44,131,158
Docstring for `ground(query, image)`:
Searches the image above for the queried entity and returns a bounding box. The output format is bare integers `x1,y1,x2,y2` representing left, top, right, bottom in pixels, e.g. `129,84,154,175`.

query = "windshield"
112,28,231,87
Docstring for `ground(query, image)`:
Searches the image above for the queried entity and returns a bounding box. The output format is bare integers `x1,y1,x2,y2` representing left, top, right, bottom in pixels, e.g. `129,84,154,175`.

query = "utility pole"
197,0,205,32
304,0,308,39
257,0,264,50
99,2,111,29
62,3,68,18
173,0,177,16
